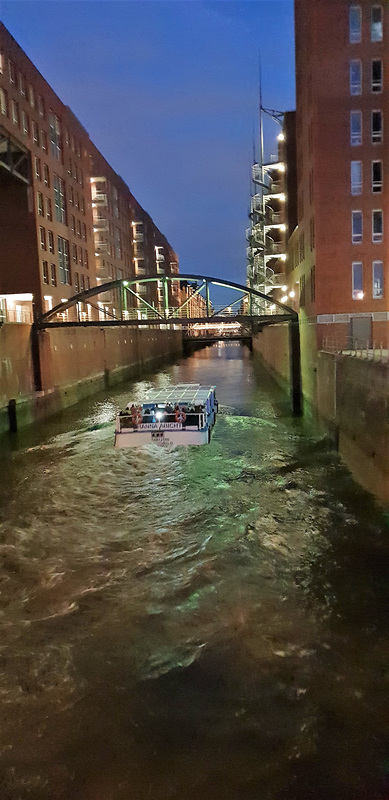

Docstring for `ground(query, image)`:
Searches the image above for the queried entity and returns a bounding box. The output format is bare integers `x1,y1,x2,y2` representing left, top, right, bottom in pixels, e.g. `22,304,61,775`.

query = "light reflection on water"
0,343,388,800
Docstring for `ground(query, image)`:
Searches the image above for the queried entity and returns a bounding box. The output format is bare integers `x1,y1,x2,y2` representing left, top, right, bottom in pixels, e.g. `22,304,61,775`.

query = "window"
372,161,383,192
80,274,85,292
350,60,362,95
21,110,29,136
74,272,79,293
79,246,84,266
37,95,45,118
84,250,88,269
34,156,41,181
0,53,3,74
69,186,74,205
32,121,39,145
82,223,87,241
349,5,362,42
58,236,70,284
50,263,57,287
372,110,383,143
0,87,7,116
37,191,44,216
48,230,54,253
79,168,83,188
372,209,383,242
53,175,67,224
371,6,383,41
72,243,77,264
8,59,15,84
49,112,61,160
75,192,80,210
372,59,383,92
39,226,46,250
41,130,47,152
352,210,363,243
351,161,362,194
43,164,50,187
85,276,90,290
11,100,19,126
46,198,52,221
372,260,384,298
70,214,76,234
351,111,363,146
18,72,26,96
80,196,85,214
77,219,81,238
28,84,35,108
42,260,49,285
352,261,363,299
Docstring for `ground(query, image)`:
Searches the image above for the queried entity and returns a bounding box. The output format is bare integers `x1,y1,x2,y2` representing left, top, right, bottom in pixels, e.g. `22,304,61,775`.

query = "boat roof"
126,383,216,407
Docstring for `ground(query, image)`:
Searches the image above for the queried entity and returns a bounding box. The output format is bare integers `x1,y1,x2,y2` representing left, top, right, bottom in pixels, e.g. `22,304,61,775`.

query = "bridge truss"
38,273,297,329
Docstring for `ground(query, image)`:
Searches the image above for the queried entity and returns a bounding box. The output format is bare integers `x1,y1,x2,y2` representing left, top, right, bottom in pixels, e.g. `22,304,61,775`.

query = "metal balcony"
133,232,144,243
263,181,283,196
93,219,109,232
156,253,165,262
251,195,265,215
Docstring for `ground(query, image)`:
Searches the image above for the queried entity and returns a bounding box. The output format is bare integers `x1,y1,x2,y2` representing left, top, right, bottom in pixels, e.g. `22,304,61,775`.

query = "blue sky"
1,0,295,285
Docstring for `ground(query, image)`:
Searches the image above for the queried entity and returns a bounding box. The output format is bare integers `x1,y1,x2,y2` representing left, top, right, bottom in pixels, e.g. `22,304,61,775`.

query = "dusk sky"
1,0,295,287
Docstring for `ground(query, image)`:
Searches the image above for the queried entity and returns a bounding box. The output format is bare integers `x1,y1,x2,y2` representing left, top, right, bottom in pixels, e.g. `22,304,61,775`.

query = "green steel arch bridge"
38,274,297,329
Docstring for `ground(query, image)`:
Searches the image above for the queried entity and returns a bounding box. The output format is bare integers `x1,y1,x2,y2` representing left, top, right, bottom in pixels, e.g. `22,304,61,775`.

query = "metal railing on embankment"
322,337,389,364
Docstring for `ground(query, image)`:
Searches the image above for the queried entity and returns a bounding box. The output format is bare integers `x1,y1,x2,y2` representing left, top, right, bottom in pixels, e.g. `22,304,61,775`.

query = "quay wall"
253,323,389,504
0,323,183,432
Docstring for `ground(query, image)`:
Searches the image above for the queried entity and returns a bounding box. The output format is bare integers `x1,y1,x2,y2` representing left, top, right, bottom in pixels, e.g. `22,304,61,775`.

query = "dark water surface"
0,343,388,800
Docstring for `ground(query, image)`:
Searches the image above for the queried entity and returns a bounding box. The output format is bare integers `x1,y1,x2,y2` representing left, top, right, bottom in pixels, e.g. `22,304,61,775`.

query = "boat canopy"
125,384,216,410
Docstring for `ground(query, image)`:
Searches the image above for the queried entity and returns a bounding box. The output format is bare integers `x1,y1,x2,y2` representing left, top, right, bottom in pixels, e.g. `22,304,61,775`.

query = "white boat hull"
114,426,210,448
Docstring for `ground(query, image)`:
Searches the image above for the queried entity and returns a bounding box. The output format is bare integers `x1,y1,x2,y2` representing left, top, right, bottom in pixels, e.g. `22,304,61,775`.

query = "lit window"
352,262,363,299
352,210,363,243
0,87,7,116
371,6,383,41
372,59,383,92
42,260,49,285
372,210,383,242
351,161,363,194
350,6,362,42
350,60,362,95
50,263,57,287
372,260,384,298
372,161,383,192
350,110,362,145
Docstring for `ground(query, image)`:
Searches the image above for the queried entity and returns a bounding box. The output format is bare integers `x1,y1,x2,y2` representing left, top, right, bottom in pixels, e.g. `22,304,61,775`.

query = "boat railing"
118,410,208,429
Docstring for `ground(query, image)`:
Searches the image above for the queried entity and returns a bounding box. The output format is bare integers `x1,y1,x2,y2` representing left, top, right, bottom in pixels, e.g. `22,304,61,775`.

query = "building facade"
285,0,389,349
0,23,178,323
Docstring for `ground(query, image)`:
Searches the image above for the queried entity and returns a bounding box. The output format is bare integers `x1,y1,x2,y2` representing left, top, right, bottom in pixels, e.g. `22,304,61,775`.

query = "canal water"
0,343,388,800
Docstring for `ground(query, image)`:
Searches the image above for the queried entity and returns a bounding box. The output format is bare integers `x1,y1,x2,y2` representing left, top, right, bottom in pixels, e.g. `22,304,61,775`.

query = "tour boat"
114,383,218,448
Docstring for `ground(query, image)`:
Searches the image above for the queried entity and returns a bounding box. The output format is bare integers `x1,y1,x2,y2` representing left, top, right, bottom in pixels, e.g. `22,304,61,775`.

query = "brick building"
284,0,389,349
0,23,178,323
